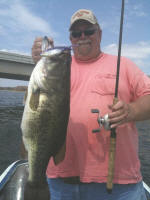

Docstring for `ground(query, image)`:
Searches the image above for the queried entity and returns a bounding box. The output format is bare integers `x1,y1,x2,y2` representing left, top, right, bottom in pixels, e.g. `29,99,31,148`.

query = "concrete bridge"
0,51,35,81
1,51,149,82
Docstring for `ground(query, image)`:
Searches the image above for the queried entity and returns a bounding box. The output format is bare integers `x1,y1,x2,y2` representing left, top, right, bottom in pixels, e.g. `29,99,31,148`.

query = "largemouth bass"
21,45,71,200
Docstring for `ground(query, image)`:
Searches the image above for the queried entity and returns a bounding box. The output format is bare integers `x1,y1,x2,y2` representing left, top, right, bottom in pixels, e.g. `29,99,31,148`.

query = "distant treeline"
0,86,27,92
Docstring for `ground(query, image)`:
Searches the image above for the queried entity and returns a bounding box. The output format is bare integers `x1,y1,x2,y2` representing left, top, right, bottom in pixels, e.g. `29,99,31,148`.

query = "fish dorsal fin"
29,88,40,111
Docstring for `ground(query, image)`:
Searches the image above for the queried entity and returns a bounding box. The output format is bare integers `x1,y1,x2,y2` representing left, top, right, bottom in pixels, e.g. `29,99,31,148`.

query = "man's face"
70,20,102,61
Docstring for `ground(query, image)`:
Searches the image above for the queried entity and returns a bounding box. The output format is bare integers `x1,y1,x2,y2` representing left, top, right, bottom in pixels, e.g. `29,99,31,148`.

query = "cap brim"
69,19,96,30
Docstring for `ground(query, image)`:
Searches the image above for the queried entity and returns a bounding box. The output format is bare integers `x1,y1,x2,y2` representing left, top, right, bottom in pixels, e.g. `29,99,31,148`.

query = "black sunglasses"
70,28,97,38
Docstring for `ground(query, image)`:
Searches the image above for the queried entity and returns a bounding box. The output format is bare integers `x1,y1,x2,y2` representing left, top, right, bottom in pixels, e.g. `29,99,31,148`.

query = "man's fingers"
110,121,124,129
108,109,124,118
108,101,124,111
108,100,131,128
109,113,127,124
109,113,128,128
32,42,42,49
32,48,42,63
32,48,42,55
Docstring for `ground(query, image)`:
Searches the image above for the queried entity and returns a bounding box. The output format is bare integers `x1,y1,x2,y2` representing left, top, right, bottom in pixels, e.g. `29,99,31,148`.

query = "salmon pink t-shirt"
46,53,150,184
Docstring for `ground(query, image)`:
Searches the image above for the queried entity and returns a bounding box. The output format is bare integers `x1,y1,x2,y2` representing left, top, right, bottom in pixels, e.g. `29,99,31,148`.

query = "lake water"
0,90,150,186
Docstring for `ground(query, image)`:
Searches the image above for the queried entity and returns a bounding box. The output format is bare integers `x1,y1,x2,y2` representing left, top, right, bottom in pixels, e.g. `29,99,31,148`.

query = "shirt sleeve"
123,57,150,101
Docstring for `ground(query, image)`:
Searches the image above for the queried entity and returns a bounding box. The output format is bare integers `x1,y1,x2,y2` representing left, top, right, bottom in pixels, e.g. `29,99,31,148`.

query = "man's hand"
108,95,150,129
108,100,132,129
32,37,54,64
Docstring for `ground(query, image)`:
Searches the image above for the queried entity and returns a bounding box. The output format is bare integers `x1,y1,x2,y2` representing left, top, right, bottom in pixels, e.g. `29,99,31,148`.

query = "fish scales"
21,48,71,200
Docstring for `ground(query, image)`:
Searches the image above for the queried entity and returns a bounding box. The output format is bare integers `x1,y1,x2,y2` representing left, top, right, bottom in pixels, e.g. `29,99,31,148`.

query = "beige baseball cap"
69,9,99,30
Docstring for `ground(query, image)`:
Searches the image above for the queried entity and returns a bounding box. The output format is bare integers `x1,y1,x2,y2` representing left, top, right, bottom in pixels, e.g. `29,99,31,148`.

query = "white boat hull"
0,160,150,200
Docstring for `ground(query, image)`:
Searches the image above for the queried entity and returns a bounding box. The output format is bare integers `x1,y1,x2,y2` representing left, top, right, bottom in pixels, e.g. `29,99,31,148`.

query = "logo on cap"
73,10,90,19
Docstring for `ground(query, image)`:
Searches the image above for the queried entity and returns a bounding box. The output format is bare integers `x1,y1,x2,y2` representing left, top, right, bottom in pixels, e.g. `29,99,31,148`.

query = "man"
32,9,150,200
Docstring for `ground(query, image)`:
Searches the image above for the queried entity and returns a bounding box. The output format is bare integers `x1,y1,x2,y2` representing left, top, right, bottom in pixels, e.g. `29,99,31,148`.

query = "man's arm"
108,95,150,128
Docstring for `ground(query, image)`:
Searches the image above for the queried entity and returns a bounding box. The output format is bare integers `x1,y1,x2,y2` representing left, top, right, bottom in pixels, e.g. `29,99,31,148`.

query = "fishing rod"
91,0,125,193
106,0,125,193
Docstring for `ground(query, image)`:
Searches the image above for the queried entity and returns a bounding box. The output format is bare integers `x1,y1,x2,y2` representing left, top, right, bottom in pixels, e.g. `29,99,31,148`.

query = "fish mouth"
41,46,72,57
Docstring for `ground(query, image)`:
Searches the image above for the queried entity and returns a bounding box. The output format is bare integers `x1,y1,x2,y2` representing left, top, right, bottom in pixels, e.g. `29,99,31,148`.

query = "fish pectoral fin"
53,142,66,165
29,89,40,111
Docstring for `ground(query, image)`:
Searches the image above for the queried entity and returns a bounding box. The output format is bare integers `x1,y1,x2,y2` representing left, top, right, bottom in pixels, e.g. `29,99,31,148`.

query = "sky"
0,0,150,86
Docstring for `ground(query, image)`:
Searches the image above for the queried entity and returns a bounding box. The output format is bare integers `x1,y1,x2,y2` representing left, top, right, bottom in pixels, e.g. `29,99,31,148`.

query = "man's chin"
76,52,91,60
78,46,91,54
